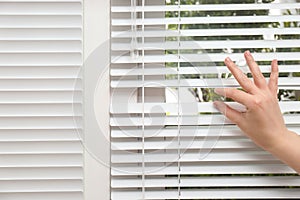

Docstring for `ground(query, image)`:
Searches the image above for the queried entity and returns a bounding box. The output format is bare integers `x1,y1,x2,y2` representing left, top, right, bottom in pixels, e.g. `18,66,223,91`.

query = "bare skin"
214,50,300,174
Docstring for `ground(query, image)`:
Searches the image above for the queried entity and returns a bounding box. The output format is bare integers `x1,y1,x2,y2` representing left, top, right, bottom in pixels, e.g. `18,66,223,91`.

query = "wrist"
266,129,295,155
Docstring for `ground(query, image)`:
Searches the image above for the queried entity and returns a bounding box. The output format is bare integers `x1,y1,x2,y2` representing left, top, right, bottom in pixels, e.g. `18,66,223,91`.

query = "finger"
214,88,253,108
224,57,258,94
244,51,267,89
268,59,279,97
213,101,243,124
214,88,252,107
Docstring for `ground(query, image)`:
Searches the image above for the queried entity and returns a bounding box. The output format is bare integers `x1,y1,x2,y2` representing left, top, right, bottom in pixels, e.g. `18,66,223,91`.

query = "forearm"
267,130,300,174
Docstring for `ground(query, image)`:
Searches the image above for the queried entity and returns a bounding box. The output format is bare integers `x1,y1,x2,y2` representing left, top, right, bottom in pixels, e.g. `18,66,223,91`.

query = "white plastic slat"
111,150,276,163
0,154,82,166
111,189,300,200
111,65,300,76
112,40,300,51
111,126,300,138
0,91,81,104
0,40,81,52
111,138,258,151
112,176,300,188
0,116,81,129
112,15,300,26
110,115,300,126
0,65,80,79
112,28,300,38
112,3,300,12
0,2,82,15
0,103,81,116
112,52,300,63
0,179,82,192
0,53,81,65
0,192,83,200
0,28,82,40
0,141,82,154
0,1,83,199
0,15,82,28
111,102,300,114
111,77,300,88
0,0,81,2
111,0,300,199
0,167,83,180
111,163,295,176
0,79,81,91
0,129,81,142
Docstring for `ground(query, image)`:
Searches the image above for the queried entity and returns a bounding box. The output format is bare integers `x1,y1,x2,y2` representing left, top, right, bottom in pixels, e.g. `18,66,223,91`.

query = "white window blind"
0,1,83,200
111,0,300,199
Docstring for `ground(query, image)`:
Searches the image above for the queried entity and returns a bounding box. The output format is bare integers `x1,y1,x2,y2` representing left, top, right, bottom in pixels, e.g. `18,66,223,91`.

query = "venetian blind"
110,0,300,199
0,0,83,200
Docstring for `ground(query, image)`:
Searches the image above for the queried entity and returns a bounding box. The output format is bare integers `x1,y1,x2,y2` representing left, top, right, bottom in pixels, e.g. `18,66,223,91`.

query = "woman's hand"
214,51,300,174
213,51,286,151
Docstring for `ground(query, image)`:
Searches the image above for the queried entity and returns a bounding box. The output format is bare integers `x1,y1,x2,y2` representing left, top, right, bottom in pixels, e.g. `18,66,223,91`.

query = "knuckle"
252,97,263,107
254,72,264,79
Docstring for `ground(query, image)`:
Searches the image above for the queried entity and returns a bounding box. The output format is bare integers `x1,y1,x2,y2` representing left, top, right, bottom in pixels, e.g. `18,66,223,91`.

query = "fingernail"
245,50,251,56
214,88,222,95
225,57,231,62
213,101,220,108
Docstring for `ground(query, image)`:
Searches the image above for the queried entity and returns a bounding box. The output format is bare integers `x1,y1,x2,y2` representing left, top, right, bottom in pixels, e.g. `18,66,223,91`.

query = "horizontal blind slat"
112,176,300,188
112,3,300,12
112,52,300,63
112,28,300,38
111,0,300,199
0,2,83,199
112,15,300,26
